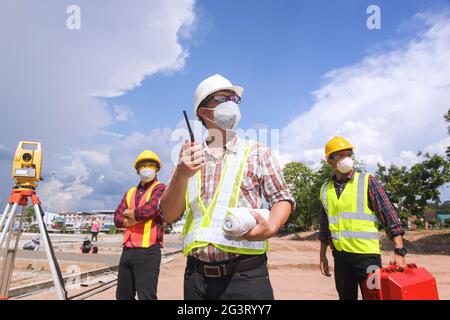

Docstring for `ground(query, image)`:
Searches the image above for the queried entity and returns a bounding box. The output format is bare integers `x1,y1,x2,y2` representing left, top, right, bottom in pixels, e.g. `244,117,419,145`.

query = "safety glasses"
329,150,354,161
204,94,241,108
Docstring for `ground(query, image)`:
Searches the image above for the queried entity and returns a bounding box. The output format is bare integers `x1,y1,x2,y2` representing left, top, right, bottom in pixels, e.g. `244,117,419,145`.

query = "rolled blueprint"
222,208,270,236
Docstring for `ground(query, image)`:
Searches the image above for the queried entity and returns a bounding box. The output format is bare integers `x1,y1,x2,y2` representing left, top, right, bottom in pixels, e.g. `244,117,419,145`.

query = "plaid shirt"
184,136,296,262
114,180,166,248
319,171,405,246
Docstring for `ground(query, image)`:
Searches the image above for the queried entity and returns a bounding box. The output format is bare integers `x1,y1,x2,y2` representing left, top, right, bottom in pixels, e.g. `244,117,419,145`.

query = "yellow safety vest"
182,138,269,256
320,172,381,254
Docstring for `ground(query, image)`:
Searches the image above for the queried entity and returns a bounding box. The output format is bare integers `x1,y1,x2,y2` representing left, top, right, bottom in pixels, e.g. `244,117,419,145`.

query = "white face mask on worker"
204,101,241,130
337,157,354,174
139,168,156,182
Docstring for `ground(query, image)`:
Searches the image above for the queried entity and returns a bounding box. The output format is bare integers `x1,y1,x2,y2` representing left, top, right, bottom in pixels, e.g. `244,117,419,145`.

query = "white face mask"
337,157,354,174
139,168,156,183
204,101,241,130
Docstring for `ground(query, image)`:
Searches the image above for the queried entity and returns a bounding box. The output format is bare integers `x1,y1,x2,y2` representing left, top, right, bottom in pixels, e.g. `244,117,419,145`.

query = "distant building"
58,210,115,233
423,208,450,227
43,211,60,227
436,211,450,224
91,210,115,232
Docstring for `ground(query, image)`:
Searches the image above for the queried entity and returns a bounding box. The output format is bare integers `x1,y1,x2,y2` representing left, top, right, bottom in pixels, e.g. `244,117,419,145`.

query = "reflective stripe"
141,220,152,247
328,213,378,225
340,212,379,223
183,231,196,248
322,182,328,214
331,233,339,241
196,228,266,250
328,216,339,224
125,187,137,208
357,173,366,213
340,230,379,240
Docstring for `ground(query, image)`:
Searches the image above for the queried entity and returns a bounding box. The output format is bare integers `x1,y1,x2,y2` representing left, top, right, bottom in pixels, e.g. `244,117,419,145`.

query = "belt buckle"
203,265,221,278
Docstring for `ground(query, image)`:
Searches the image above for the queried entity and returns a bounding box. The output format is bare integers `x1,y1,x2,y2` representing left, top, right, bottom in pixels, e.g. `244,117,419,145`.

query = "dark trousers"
91,232,98,242
184,255,274,300
116,245,161,300
332,249,382,300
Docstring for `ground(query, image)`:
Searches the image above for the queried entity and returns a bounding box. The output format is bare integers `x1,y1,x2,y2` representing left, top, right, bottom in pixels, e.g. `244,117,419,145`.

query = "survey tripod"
0,186,67,299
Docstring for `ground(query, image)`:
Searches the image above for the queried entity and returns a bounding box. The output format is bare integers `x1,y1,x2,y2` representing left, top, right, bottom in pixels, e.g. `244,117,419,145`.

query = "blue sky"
106,0,449,132
0,0,449,211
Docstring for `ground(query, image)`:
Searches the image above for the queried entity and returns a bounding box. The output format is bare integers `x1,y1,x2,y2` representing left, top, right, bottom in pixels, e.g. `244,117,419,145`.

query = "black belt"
188,254,267,278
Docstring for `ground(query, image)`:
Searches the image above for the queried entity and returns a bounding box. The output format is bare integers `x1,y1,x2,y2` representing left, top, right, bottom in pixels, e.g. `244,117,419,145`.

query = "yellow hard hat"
325,136,354,159
134,150,162,170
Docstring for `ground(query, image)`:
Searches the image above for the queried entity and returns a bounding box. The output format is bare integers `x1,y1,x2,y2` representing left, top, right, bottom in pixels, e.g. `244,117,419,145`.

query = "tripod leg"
33,204,67,300
0,203,11,233
0,203,19,250
0,207,24,298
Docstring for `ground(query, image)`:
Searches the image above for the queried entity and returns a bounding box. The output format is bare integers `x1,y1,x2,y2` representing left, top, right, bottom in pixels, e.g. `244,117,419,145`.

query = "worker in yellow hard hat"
319,136,407,300
114,149,166,300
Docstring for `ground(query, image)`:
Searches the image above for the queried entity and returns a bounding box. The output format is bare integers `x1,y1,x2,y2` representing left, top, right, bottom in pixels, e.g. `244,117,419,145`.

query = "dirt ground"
86,230,450,300
15,230,450,300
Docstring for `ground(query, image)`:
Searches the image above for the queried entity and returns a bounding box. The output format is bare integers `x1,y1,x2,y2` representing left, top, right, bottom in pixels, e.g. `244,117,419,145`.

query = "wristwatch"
394,247,408,257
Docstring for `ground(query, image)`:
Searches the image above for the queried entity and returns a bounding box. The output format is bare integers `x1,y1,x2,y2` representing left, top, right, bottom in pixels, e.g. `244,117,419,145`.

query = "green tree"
414,219,424,229
444,108,450,161
445,218,450,228
283,160,339,232
283,162,316,232
376,153,450,218
109,225,118,235
427,218,437,226
164,223,173,234
22,206,35,224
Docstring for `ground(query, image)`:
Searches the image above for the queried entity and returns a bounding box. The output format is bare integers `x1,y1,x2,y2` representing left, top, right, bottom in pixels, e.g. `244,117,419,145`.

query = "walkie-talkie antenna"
183,110,195,143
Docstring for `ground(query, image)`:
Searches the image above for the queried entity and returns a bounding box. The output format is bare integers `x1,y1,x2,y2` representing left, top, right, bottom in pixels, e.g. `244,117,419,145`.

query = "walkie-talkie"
183,110,195,143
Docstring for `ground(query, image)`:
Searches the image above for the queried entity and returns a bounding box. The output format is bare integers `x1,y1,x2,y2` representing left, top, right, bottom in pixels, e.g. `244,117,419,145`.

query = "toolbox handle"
386,263,417,273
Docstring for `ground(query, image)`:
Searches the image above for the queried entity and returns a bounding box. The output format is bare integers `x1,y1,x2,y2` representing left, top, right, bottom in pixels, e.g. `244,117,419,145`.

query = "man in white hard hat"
160,74,295,300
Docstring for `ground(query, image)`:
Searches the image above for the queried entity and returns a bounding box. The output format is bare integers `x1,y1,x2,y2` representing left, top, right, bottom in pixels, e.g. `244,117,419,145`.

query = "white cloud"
281,12,450,174
0,0,196,209
114,105,133,122
0,0,195,146
62,158,90,181
424,136,450,155
73,150,111,166
40,178,94,212
38,127,180,211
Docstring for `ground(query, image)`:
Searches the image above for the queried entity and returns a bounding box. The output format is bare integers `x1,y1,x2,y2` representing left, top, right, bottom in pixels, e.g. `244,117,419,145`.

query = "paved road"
1,233,182,264
1,243,182,265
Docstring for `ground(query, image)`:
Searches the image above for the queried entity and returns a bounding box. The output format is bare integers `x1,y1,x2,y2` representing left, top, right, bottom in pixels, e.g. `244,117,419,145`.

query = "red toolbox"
362,263,439,300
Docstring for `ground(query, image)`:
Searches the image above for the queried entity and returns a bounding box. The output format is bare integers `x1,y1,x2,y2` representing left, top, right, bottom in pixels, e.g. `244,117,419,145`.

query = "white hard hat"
194,74,244,119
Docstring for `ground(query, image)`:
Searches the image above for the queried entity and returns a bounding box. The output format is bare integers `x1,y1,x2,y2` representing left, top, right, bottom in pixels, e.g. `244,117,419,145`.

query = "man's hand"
176,141,205,179
123,209,138,228
320,255,331,277
389,254,407,270
159,141,204,224
391,236,407,270
123,209,134,219
242,211,276,241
